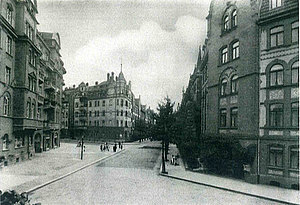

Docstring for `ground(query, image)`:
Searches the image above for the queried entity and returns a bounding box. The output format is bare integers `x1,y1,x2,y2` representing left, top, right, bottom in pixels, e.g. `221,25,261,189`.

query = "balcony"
44,100,56,110
44,121,60,130
44,81,55,92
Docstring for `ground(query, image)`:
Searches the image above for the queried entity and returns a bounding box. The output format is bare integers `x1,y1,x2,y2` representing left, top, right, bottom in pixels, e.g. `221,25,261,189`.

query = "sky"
37,0,211,110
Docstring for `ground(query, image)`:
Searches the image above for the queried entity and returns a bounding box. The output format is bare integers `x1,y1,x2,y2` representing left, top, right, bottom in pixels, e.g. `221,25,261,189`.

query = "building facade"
0,0,66,166
189,0,299,188
257,0,299,188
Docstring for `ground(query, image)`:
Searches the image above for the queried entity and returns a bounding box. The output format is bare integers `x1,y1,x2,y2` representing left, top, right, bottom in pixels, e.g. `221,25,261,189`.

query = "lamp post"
161,124,168,174
80,135,84,160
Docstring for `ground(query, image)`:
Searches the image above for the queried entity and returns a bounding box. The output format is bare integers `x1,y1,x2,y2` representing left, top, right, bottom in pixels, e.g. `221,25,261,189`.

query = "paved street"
29,141,279,205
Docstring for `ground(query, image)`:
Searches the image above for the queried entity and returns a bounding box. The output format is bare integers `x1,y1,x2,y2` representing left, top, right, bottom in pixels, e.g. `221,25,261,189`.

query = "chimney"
107,73,110,81
86,83,89,86
95,81,98,85
73,85,75,88
111,72,114,80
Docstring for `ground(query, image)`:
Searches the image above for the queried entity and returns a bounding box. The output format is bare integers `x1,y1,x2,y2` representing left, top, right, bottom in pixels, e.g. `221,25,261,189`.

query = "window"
121,110,123,116
117,99,119,106
291,61,299,84
270,104,283,127
292,21,299,43
89,111,92,117
75,112,79,117
270,26,284,47
220,78,227,96
15,136,25,148
37,107,41,119
221,47,228,64
125,101,128,107
125,111,128,117
271,0,282,9
232,41,239,60
3,95,10,116
109,99,113,106
102,110,105,116
290,147,299,169
2,134,9,150
120,120,123,127
291,102,299,127
223,16,229,31
6,36,12,55
89,101,92,107
230,108,238,127
220,109,227,127
94,101,97,107
32,100,36,119
125,121,128,127
5,67,11,85
270,64,283,86
75,102,79,108
26,99,30,118
269,146,283,167
231,75,238,93
102,120,105,126
231,10,237,27
121,99,124,107
117,110,119,116
117,120,119,127
97,101,100,106
102,100,105,107
6,6,12,25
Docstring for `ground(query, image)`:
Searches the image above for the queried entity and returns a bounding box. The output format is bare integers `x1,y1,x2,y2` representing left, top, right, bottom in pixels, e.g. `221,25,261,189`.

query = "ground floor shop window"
290,147,299,169
15,136,25,148
269,146,283,167
2,134,9,151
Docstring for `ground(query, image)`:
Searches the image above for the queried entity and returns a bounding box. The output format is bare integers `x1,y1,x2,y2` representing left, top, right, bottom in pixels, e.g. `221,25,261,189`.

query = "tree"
156,96,175,161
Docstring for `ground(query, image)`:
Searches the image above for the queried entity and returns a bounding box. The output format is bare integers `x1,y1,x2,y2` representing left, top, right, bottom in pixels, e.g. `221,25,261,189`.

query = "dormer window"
271,0,282,9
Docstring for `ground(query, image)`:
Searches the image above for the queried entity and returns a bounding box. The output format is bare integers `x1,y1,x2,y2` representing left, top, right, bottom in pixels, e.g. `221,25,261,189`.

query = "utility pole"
81,136,84,160
161,124,167,174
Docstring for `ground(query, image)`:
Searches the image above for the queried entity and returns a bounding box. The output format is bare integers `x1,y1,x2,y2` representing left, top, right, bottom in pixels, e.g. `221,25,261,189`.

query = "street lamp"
80,135,84,160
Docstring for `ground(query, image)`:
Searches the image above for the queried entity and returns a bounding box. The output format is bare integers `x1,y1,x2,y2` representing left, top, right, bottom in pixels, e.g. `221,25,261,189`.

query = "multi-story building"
257,0,298,188
189,0,298,189
63,70,154,141
64,71,134,141
0,0,66,166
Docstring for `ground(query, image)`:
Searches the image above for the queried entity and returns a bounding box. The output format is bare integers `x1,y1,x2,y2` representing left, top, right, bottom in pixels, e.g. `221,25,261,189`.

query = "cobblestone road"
29,141,279,205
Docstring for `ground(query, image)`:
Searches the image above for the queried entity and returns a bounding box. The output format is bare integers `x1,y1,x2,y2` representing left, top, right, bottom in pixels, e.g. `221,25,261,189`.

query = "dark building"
182,0,298,188
0,0,66,166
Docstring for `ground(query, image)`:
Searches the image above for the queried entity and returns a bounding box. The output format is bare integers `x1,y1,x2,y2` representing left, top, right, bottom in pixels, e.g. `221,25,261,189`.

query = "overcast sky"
37,0,211,110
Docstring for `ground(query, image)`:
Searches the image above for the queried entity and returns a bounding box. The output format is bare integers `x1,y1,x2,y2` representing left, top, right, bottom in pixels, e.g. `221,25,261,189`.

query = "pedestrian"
118,141,121,149
100,144,103,151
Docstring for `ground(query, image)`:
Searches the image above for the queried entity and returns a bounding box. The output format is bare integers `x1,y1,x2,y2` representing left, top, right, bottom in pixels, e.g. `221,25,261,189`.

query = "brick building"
184,0,298,188
0,0,66,166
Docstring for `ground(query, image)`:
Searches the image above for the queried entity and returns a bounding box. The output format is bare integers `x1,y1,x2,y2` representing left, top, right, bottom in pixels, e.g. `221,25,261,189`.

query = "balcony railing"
44,121,60,130
44,81,55,92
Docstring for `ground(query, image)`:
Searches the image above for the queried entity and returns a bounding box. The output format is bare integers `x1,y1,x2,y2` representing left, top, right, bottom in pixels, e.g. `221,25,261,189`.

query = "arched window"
221,46,228,64
232,41,239,60
231,10,237,27
224,15,229,31
3,94,10,116
270,64,283,86
220,78,227,96
291,61,299,84
231,75,238,93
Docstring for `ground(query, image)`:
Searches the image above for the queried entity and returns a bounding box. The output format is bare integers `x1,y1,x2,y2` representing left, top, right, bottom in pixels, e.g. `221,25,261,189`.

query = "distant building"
0,0,66,166
63,70,154,141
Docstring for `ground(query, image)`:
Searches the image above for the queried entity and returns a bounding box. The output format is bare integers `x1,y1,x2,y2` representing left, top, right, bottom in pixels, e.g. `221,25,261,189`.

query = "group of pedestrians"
99,141,124,152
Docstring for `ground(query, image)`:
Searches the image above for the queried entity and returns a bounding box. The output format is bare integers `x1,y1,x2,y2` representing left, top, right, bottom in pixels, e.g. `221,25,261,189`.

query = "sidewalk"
0,142,127,193
160,144,300,205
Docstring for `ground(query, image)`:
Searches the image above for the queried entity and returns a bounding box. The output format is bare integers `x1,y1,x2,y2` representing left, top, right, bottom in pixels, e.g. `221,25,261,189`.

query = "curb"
26,149,126,194
159,173,299,205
